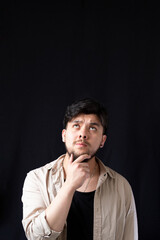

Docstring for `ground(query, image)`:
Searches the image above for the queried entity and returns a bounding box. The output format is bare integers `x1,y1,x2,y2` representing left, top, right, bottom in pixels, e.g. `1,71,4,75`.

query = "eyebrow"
90,122,100,126
72,120,82,123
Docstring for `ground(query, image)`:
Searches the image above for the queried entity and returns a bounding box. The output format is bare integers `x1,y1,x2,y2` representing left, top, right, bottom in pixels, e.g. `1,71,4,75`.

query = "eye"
90,126,97,131
73,124,79,129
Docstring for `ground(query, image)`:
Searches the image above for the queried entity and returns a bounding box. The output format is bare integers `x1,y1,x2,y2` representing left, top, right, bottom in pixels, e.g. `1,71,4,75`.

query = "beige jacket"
22,155,138,240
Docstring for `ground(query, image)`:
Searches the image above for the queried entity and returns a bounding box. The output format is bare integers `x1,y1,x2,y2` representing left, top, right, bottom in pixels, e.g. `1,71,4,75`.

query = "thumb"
69,153,74,164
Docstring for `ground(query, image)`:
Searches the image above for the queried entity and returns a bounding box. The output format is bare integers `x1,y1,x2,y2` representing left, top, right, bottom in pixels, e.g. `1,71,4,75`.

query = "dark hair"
63,98,108,134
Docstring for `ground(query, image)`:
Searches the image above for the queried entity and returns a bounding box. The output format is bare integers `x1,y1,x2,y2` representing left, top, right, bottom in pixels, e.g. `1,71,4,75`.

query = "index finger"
74,154,91,163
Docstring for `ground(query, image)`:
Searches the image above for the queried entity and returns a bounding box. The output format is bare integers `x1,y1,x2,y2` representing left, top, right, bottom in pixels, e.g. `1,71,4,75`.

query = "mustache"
74,140,89,145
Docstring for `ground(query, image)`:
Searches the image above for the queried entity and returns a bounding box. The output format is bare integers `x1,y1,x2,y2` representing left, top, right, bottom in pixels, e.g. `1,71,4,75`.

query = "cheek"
94,136,103,146
65,132,75,143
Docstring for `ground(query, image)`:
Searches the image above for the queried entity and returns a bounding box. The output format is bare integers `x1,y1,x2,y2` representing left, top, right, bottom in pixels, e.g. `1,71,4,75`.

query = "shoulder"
25,155,65,182
98,159,133,193
97,159,136,213
109,166,132,191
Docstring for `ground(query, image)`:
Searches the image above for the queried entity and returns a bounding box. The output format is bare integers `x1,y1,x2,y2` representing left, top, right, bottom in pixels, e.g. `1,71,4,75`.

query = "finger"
69,154,74,164
83,166,90,174
85,173,90,179
74,154,91,163
78,166,90,176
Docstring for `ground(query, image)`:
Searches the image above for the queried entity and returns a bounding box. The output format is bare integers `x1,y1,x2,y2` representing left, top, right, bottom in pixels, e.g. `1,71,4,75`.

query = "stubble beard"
64,143,100,162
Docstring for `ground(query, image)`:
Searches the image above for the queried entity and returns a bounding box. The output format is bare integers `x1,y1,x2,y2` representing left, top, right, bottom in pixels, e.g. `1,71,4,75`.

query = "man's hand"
65,154,91,191
45,154,91,232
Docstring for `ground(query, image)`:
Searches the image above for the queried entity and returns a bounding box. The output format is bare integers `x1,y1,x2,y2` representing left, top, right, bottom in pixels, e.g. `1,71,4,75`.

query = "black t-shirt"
67,190,95,240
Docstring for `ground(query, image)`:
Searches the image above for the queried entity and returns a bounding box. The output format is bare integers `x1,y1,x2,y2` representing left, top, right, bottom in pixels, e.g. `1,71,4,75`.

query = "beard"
64,143,100,162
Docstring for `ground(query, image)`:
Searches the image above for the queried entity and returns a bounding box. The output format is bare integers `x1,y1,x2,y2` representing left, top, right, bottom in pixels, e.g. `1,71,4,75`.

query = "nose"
79,126,88,139
79,135,87,139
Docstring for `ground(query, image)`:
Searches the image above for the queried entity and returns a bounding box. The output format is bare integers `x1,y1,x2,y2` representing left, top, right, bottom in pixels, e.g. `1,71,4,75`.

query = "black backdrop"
0,2,160,240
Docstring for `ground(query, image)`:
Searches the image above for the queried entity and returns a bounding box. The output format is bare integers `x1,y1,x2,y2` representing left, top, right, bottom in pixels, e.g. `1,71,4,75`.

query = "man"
22,98,138,240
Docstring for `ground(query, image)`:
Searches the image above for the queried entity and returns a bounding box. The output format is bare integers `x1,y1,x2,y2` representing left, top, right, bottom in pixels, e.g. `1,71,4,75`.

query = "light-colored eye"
90,126,97,131
73,124,79,128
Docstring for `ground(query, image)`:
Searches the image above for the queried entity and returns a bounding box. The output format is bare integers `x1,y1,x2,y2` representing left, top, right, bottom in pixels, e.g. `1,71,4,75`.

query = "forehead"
69,114,102,125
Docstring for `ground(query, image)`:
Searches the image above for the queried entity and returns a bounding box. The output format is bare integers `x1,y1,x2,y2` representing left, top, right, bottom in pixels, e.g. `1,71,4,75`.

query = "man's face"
62,114,107,160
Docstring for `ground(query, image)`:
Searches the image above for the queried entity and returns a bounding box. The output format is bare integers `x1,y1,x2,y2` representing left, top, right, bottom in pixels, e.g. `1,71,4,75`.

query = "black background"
0,2,160,240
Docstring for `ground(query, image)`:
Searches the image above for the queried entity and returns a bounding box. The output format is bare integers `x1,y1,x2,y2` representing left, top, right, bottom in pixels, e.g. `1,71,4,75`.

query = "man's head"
62,98,108,161
63,98,108,134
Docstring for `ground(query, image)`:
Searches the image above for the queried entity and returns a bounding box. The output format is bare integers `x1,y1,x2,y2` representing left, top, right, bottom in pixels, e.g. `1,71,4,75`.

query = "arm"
22,154,90,239
123,188,138,240
45,153,90,232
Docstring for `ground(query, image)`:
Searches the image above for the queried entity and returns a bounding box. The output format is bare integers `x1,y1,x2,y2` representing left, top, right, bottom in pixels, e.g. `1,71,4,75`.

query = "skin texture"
45,114,107,232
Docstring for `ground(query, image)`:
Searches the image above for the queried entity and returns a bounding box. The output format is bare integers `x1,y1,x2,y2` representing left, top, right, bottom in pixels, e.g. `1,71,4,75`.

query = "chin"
68,152,88,161
72,153,95,162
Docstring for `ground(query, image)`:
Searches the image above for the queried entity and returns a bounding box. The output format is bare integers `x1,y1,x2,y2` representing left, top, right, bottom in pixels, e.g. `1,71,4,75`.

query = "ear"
100,135,107,148
62,129,66,142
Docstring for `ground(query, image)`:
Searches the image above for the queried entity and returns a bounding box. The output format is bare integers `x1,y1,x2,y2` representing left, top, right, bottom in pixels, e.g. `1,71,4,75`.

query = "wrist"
63,181,76,195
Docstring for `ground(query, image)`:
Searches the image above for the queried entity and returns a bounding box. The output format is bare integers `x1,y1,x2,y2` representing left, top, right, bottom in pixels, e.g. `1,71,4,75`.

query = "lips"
75,141,88,147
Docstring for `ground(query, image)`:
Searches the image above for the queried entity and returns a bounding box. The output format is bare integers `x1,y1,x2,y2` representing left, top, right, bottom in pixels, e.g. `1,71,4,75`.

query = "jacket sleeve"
21,171,62,240
123,184,138,240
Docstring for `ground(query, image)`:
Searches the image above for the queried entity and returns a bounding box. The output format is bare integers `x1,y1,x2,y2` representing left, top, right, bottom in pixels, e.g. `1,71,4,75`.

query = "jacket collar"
96,157,115,179
47,154,115,179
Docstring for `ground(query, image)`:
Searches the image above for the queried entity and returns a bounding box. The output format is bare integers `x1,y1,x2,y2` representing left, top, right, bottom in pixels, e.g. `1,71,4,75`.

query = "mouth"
75,141,88,147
